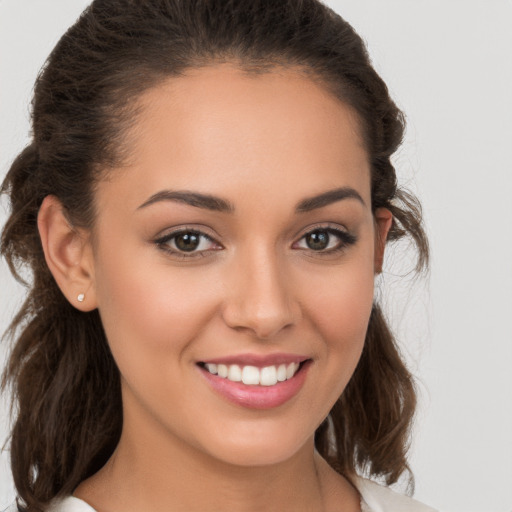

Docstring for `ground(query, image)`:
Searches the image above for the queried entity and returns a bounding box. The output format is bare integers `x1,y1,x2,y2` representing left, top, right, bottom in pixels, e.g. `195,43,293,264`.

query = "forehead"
98,64,371,213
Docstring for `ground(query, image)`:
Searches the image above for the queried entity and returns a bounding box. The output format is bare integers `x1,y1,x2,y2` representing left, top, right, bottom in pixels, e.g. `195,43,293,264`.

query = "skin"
38,64,392,512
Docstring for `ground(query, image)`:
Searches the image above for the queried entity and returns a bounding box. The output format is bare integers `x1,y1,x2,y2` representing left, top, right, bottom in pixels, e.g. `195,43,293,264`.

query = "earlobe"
37,195,97,311
373,207,393,273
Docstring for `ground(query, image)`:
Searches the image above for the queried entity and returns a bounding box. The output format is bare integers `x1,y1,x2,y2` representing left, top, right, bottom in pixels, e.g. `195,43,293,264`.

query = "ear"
373,207,393,273
37,195,97,311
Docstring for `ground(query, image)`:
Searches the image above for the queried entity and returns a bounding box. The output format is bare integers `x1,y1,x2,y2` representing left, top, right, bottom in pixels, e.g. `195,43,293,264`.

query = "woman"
1,0,434,511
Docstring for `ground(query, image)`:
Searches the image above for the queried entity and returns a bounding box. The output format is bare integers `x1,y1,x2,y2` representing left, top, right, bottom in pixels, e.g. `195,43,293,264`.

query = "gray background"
1,1,511,511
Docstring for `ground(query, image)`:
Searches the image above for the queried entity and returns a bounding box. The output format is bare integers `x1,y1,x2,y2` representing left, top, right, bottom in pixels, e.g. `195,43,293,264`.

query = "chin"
198,424,313,468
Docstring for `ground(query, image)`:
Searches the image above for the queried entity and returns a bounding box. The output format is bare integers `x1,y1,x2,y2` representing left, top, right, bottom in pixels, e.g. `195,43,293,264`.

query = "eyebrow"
137,190,235,213
295,187,365,212
137,186,365,213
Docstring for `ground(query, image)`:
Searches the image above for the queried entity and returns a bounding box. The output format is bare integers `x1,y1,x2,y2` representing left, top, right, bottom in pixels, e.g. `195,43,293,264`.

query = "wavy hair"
1,1,428,510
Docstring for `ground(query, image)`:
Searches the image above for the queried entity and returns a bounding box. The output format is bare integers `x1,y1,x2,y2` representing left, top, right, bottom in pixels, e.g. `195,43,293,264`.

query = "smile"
202,362,301,386
197,356,311,409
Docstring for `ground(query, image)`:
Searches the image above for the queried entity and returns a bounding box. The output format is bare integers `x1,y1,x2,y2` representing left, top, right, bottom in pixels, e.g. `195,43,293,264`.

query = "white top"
3,477,438,511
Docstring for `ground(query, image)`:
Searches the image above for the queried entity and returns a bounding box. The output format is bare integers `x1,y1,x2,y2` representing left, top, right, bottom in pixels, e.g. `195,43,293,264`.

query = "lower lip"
198,361,311,410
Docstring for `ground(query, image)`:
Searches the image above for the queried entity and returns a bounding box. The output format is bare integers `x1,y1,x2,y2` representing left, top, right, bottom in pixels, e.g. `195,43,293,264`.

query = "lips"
197,354,311,409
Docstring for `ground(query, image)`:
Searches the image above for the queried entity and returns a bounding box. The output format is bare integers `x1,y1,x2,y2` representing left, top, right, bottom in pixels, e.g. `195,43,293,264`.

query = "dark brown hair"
1,1,428,510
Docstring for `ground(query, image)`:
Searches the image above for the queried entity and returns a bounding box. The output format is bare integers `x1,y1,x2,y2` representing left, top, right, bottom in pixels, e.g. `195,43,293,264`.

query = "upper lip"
199,353,310,368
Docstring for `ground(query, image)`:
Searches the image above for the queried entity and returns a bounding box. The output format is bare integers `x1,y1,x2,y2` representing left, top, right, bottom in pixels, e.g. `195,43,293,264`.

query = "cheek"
305,257,375,346
93,246,219,362
301,254,375,400
319,274,374,343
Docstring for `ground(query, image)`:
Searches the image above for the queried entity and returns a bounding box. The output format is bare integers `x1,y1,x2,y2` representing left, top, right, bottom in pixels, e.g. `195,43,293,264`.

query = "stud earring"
77,293,85,302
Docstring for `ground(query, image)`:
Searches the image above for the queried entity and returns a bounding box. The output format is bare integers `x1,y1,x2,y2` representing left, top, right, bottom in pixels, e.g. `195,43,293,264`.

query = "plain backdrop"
1,1,511,511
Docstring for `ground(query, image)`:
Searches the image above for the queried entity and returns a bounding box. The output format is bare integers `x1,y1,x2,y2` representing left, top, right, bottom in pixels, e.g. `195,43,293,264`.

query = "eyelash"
154,225,357,260
154,229,220,260
293,226,357,255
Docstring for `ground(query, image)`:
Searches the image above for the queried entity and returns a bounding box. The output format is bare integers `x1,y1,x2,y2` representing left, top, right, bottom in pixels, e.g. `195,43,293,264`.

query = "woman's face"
87,65,390,467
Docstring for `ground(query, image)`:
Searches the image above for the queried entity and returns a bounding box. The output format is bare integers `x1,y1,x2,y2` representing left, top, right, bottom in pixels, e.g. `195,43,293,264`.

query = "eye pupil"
175,232,200,251
306,230,329,250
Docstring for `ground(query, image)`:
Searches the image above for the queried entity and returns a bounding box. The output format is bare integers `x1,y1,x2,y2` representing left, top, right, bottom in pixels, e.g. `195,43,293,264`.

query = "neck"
77,433,327,511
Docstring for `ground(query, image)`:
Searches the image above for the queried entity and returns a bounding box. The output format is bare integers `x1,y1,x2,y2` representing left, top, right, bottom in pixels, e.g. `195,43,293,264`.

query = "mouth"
198,361,305,386
196,356,312,409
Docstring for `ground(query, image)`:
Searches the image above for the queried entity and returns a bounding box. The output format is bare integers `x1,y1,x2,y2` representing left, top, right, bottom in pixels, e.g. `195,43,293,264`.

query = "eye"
154,229,222,258
293,227,356,253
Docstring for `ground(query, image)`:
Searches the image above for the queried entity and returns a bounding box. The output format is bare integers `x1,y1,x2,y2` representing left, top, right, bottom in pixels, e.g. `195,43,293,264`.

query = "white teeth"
260,366,277,386
228,364,242,382
203,361,302,386
286,362,298,379
242,365,260,385
205,363,217,374
276,364,287,382
217,364,228,378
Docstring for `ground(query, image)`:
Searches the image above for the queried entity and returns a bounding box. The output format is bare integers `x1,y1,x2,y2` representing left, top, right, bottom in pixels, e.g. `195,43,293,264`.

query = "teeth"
228,364,242,382
217,364,228,378
242,366,260,385
277,364,287,382
203,362,301,386
260,366,277,386
205,363,217,374
286,362,296,380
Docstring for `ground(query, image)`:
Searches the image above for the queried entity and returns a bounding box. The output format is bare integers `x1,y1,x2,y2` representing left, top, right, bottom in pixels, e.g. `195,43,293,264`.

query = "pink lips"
198,353,311,410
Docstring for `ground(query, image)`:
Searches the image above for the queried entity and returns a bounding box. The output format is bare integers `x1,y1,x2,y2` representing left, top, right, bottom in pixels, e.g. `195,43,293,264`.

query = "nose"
221,246,300,340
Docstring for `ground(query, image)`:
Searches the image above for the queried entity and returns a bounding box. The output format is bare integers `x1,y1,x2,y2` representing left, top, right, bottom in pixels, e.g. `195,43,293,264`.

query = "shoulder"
352,476,439,512
2,497,97,512
47,497,97,512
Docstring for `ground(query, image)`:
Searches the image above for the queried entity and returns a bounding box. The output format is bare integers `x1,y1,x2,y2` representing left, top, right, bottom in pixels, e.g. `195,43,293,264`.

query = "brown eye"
294,226,357,254
175,232,201,252
155,229,221,258
305,230,330,251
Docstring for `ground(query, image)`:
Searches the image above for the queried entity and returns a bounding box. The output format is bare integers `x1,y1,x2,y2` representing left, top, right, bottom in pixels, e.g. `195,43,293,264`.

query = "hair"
1,1,429,510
